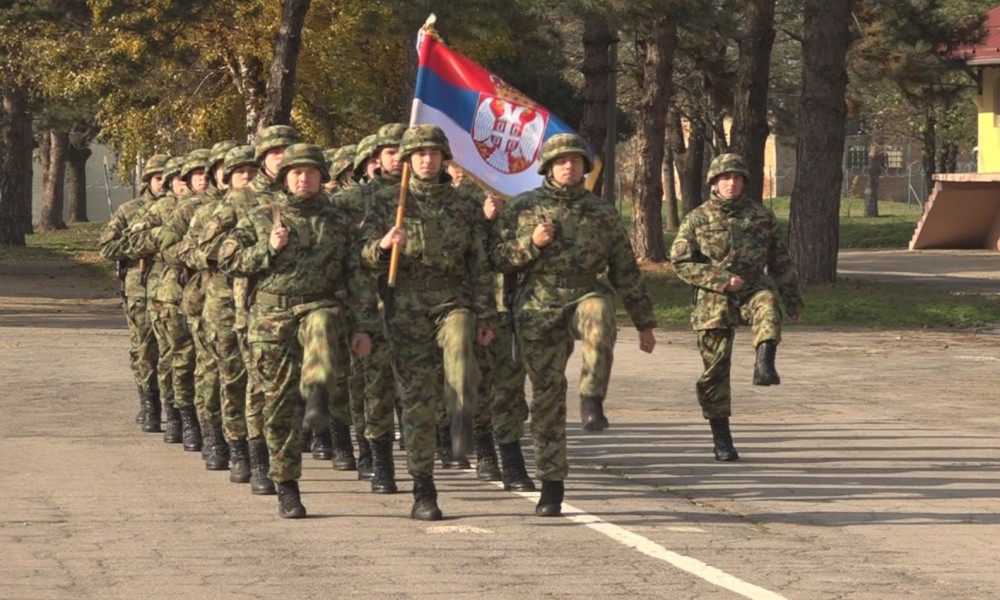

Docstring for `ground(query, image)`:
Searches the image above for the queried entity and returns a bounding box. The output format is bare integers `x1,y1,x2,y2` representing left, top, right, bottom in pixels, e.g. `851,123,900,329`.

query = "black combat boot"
303,386,331,431
752,341,781,386
300,425,313,453
475,432,502,481
356,433,374,480
436,424,471,469
135,386,145,425
178,405,202,452
248,436,276,495
204,425,230,471
498,441,536,491
311,427,333,461
410,476,442,521
369,434,398,494
141,389,162,433
228,438,251,484
163,402,182,444
330,422,357,471
395,402,406,450
276,480,307,519
580,395,609,431
709,417,740,462
535,480,564,517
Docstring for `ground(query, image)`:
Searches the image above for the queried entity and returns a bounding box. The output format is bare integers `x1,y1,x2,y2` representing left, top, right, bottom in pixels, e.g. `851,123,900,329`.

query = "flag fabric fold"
412,25,583,198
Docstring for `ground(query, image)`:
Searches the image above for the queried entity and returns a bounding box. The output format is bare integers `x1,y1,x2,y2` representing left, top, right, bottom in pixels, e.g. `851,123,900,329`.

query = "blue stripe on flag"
414,67,481,130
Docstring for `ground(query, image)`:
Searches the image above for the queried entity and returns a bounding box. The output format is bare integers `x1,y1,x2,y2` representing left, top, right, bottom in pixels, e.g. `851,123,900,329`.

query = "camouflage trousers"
517,294,617,481
189,316,220,428
357,329,398,440
204,305,248,442
474,317,528,445
387,306,478,478
319,333,352,429
148,300,195,410
238,329,266,440
123,296,158,393
695,288,782,419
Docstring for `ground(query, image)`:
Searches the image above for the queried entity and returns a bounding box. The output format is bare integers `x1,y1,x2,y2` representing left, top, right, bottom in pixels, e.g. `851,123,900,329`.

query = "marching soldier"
669,153,804,462
491,133,657,517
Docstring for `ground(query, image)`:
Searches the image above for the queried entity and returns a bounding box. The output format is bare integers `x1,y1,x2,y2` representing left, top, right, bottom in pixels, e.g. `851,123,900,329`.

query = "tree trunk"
664,141,680,231
921,111,936,207
865,141,881,218
66,144,91,223
629,16,677,263
789,0,851,285
259,0,311,129
38,129,69,232
730,0,776,202
0,75,33,246
226,54,266,139
579,15,614,161
680,116,708,213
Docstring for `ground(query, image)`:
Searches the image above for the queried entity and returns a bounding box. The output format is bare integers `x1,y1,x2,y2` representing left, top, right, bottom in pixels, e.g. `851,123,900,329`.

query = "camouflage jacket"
124,192,185,304
98,188,161,301
331,173,399,225
159,192,218,316
359,175,496,326
669,191,804,330
490,179,656,331
217,190,378,343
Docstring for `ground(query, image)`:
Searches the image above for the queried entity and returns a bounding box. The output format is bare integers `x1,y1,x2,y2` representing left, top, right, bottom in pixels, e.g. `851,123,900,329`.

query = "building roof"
960,5,1000,65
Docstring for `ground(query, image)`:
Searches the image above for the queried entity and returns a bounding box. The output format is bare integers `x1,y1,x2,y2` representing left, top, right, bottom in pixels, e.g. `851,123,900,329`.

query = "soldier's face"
410,149,444,180
365,158,379,180
229,166,256,190
149,175,164,195
286,166,322,197
170,177,187,196
714,173,744,200
551,155,585,186
214,164,226,188
264,147,286,178
188,169,208,193
379,147,401,176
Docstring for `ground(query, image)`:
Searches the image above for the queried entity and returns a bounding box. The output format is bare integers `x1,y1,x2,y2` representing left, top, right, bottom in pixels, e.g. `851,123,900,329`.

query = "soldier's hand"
476,327,495,346
378,226,408,251
724,275,744,292
790,311,802,323
269,225,289,252
351,332,373,357
531,222,557,248
639,328,656,353
483,195,504,221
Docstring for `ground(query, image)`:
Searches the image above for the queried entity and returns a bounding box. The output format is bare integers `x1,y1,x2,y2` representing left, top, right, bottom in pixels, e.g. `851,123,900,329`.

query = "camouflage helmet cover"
399,125,453,162
162,156,186,183
180,148,212,182
254,125,301,161
537,133,592,175
209,140,239,170
373,123,406,152
330,144,357,180
277,143,331,184
141,154,170,182
222,145,257,184
352,134,378,177
706,153,750,185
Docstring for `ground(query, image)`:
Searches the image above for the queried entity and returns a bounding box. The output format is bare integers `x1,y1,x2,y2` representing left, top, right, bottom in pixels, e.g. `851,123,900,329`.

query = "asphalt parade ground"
1,252,998,599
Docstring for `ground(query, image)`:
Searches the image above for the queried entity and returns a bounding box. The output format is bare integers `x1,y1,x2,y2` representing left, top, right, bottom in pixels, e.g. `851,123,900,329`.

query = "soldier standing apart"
669,153,803,461
491,134,657,517
98,154,169,431
219,144,374,518
361,125,496,521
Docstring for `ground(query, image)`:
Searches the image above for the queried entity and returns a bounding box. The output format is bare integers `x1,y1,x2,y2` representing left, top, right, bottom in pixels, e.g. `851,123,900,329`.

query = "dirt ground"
1,252,998,600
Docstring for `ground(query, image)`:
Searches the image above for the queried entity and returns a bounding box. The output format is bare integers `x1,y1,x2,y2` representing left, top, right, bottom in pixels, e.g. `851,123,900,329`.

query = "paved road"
838,249,1000,293
1,256,998,599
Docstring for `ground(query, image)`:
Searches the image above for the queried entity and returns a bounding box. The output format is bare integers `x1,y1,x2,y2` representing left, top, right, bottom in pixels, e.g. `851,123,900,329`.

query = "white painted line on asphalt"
506,487,786,600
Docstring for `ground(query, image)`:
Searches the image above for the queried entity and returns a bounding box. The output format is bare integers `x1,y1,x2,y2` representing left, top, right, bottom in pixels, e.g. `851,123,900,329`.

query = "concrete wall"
973,66,1000,173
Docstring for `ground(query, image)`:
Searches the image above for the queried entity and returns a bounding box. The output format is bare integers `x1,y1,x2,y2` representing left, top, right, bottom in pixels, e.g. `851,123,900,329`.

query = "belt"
393,276,464,292
532,273,598,288
254,291,328,309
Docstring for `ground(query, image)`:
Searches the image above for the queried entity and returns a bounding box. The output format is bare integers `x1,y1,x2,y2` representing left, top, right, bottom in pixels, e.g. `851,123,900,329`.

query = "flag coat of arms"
411,23,583,198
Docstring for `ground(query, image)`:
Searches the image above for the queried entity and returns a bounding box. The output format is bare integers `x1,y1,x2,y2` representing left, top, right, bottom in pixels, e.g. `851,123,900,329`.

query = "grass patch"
0,222,114,276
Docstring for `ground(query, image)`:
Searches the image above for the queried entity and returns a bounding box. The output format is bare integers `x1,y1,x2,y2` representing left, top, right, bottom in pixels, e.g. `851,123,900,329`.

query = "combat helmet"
352,134,378,179
180,148,212,182
399,125,452,162
141,154,170,182
162,156,186,185
329,144,357,181
254,125,301,162
209,140,239,172
705,153,750,185
222,145,256,185
277,143,331,184
374,123,406,152
537,133,593,175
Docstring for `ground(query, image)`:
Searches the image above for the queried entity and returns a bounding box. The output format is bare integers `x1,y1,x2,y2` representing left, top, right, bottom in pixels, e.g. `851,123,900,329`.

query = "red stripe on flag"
418,36,497,94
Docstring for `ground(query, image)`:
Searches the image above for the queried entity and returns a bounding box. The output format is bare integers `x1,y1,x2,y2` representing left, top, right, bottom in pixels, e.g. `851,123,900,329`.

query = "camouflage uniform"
218,143,375,518
98,154,169,431
491,134,656,513
669,153,804,460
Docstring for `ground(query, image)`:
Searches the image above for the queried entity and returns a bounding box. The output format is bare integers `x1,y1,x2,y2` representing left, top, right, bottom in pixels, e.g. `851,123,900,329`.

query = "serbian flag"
411,17,583,198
